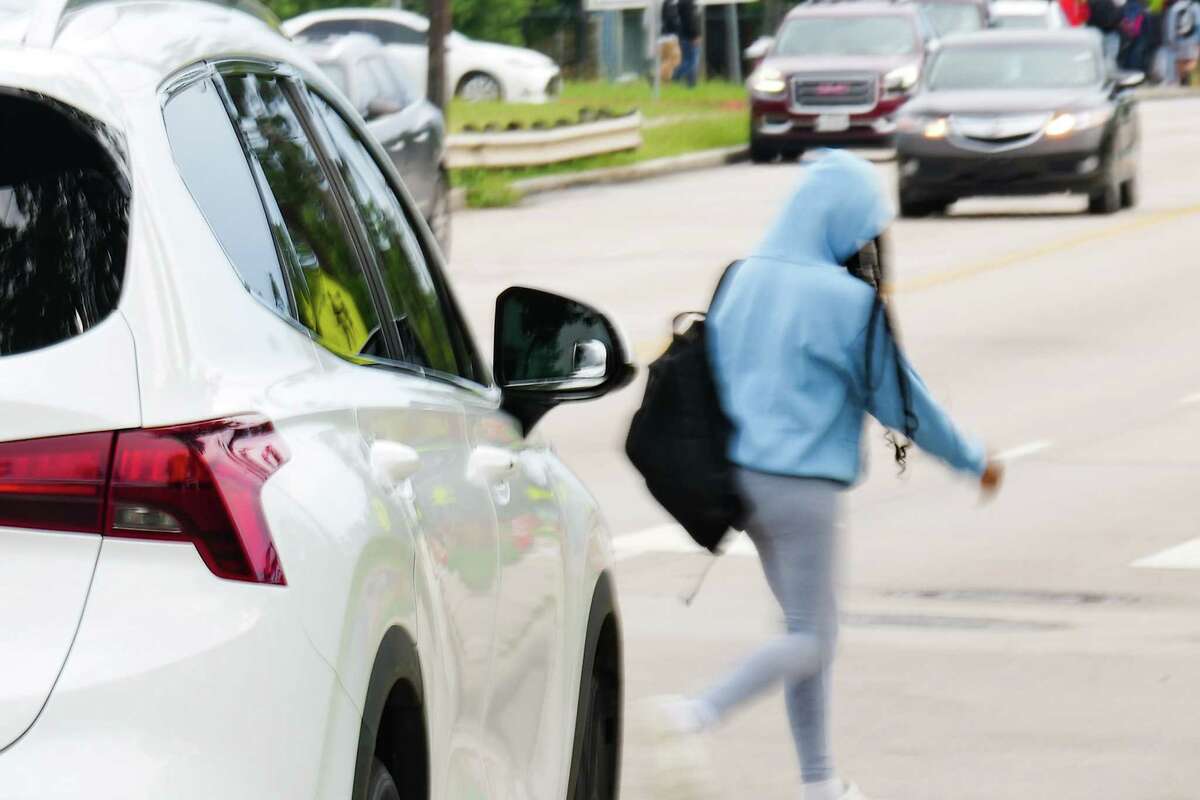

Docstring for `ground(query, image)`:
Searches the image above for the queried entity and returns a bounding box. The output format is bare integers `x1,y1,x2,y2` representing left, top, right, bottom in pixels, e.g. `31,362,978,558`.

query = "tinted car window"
374,20,427,46
0,92,127,357
776,16,918,56
164,78,290,317
310,92,471,379
221,72,383,360
297,19,360,40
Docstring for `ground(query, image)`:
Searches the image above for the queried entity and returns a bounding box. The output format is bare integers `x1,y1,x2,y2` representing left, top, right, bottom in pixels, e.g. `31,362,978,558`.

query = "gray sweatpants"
699,469,842,784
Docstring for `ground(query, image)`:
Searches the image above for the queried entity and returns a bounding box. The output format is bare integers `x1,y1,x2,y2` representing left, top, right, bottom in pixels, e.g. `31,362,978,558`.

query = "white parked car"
989,0,1068,29
284,8,563,103
0,2,629,799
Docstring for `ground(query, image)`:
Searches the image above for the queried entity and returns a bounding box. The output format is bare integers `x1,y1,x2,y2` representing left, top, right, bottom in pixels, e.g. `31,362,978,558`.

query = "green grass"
449,79,748,130
449,80,750,207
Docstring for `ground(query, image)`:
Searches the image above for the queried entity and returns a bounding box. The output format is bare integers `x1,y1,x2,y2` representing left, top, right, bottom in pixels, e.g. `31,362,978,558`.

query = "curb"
511,146,748,199
1134,87,1200,101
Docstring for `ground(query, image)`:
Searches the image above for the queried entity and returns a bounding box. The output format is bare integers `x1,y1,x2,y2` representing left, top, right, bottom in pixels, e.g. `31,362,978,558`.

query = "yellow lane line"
632,203,1200,362
894,203,1200,294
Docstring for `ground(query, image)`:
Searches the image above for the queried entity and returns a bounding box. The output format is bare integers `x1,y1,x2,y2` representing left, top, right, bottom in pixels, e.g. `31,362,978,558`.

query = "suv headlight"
884,63,920,93
751,67,788,95
1045,108,1114,137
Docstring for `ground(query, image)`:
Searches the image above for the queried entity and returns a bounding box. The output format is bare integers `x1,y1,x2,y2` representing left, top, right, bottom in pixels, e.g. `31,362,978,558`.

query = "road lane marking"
614,524,755,561
994,440,1053,462
895,203,1200,294
633,204,1200,360
1132,538,1200,570
1179,392,1200,406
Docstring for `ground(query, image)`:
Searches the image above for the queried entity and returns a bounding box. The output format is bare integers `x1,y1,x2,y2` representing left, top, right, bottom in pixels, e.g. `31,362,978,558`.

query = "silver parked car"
301,33,451,250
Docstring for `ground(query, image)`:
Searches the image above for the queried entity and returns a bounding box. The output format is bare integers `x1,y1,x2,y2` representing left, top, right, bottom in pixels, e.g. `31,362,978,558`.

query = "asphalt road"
450,97,1200,800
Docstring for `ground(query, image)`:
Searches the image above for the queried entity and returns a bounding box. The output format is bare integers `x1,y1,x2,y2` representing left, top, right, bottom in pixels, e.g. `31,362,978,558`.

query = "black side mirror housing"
494,287,635,432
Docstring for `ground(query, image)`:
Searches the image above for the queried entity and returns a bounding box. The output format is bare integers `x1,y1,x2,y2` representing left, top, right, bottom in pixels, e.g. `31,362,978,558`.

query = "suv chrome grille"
791,74,878,111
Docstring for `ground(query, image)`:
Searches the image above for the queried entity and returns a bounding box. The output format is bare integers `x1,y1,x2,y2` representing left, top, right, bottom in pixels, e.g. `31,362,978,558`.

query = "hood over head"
754,150,893,266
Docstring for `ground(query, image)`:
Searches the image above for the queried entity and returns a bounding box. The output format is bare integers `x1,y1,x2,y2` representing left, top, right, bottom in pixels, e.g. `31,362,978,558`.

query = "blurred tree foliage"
263,0,579,47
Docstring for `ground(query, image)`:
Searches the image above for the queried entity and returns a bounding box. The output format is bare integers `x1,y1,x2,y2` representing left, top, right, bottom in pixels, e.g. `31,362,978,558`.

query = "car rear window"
776,16,918,57
0,92,129,358
928,44,1100,90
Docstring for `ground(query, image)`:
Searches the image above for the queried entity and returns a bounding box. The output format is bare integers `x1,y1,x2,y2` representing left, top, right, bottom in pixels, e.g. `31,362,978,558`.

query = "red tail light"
0,416,288,586
0,432,114,533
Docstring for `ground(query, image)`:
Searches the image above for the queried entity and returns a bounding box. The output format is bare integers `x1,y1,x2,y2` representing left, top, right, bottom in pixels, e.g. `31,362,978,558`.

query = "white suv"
0,3,628,800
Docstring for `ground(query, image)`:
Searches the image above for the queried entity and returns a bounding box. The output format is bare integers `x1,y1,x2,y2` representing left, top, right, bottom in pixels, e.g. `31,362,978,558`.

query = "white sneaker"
805,778,872,800
638,695,719,800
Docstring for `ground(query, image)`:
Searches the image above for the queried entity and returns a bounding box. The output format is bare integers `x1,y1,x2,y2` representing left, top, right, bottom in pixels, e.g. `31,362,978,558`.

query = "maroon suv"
748,2,930,161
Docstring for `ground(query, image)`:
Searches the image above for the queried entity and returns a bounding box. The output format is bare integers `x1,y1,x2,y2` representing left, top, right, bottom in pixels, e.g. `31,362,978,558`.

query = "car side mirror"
1115,70,1145,91
365,96,404,120
494,286,635,432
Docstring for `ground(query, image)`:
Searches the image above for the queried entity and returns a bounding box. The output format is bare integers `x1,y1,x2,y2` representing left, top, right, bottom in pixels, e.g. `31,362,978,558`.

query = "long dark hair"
847,236,918,470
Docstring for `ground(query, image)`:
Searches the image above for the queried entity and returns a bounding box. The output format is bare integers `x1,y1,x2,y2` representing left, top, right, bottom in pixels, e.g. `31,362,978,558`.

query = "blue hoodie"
709,151,985,484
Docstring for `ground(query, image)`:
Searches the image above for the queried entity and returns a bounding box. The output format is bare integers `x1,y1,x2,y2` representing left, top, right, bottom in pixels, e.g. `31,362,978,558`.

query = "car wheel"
899,191,935,218
569,647,621,800
1088,172,1121,215
750,136,778,164
1120,173,1139,209
367,758,401,800
457,72,503,103
428,169,452,257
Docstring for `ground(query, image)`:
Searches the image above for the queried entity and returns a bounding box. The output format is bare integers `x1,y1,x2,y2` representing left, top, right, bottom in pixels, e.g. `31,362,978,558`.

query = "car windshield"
775,16,918,57
927,44,1101,90
921,2,986,35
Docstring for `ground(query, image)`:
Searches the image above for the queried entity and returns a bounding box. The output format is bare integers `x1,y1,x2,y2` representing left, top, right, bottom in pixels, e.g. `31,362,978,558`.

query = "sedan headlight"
897,115,948,138
1045,108,1114,137
884,63,921,93
751,67,788,95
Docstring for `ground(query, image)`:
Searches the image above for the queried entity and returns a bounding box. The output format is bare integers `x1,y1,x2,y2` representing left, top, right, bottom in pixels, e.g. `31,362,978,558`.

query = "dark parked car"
301,34,451,249
747,2,932,161
894,30,1143,216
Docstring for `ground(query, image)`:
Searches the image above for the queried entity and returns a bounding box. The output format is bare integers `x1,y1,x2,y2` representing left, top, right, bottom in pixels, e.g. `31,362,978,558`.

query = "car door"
303,87,573,800
301,86,508,800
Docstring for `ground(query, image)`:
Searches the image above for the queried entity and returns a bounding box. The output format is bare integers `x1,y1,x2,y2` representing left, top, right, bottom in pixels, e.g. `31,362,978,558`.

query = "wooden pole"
427,0,451,111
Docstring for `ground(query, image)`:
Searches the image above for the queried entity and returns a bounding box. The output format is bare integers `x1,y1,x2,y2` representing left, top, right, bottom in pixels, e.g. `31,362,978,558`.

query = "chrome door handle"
370,441,422,490
467,446,517,485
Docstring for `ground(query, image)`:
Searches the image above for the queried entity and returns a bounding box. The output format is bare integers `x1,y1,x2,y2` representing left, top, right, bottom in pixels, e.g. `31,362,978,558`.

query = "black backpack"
625,262,744,553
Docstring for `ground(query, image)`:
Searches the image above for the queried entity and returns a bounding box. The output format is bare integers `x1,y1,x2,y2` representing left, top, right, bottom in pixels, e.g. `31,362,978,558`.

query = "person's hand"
979,459,1004,498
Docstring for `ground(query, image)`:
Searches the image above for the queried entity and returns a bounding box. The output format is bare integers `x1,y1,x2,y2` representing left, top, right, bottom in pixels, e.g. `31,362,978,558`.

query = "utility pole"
427,0,451,111
724,2,741,83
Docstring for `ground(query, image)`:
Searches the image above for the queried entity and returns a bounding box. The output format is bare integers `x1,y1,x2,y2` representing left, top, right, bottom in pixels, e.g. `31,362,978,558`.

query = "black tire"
456,72,502,102
1120,173,1139,209
569,647,620,800
1088,172,1121,215
899,191,935,218
750,135,778,164
428,169,452,257
367,758,401,800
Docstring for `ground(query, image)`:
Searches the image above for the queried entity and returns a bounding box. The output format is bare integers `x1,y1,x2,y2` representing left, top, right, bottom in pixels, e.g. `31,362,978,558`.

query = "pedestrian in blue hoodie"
645,151,1003,800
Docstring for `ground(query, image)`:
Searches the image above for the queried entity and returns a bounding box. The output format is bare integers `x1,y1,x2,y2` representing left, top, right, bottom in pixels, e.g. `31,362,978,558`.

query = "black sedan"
894,30,1143,217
